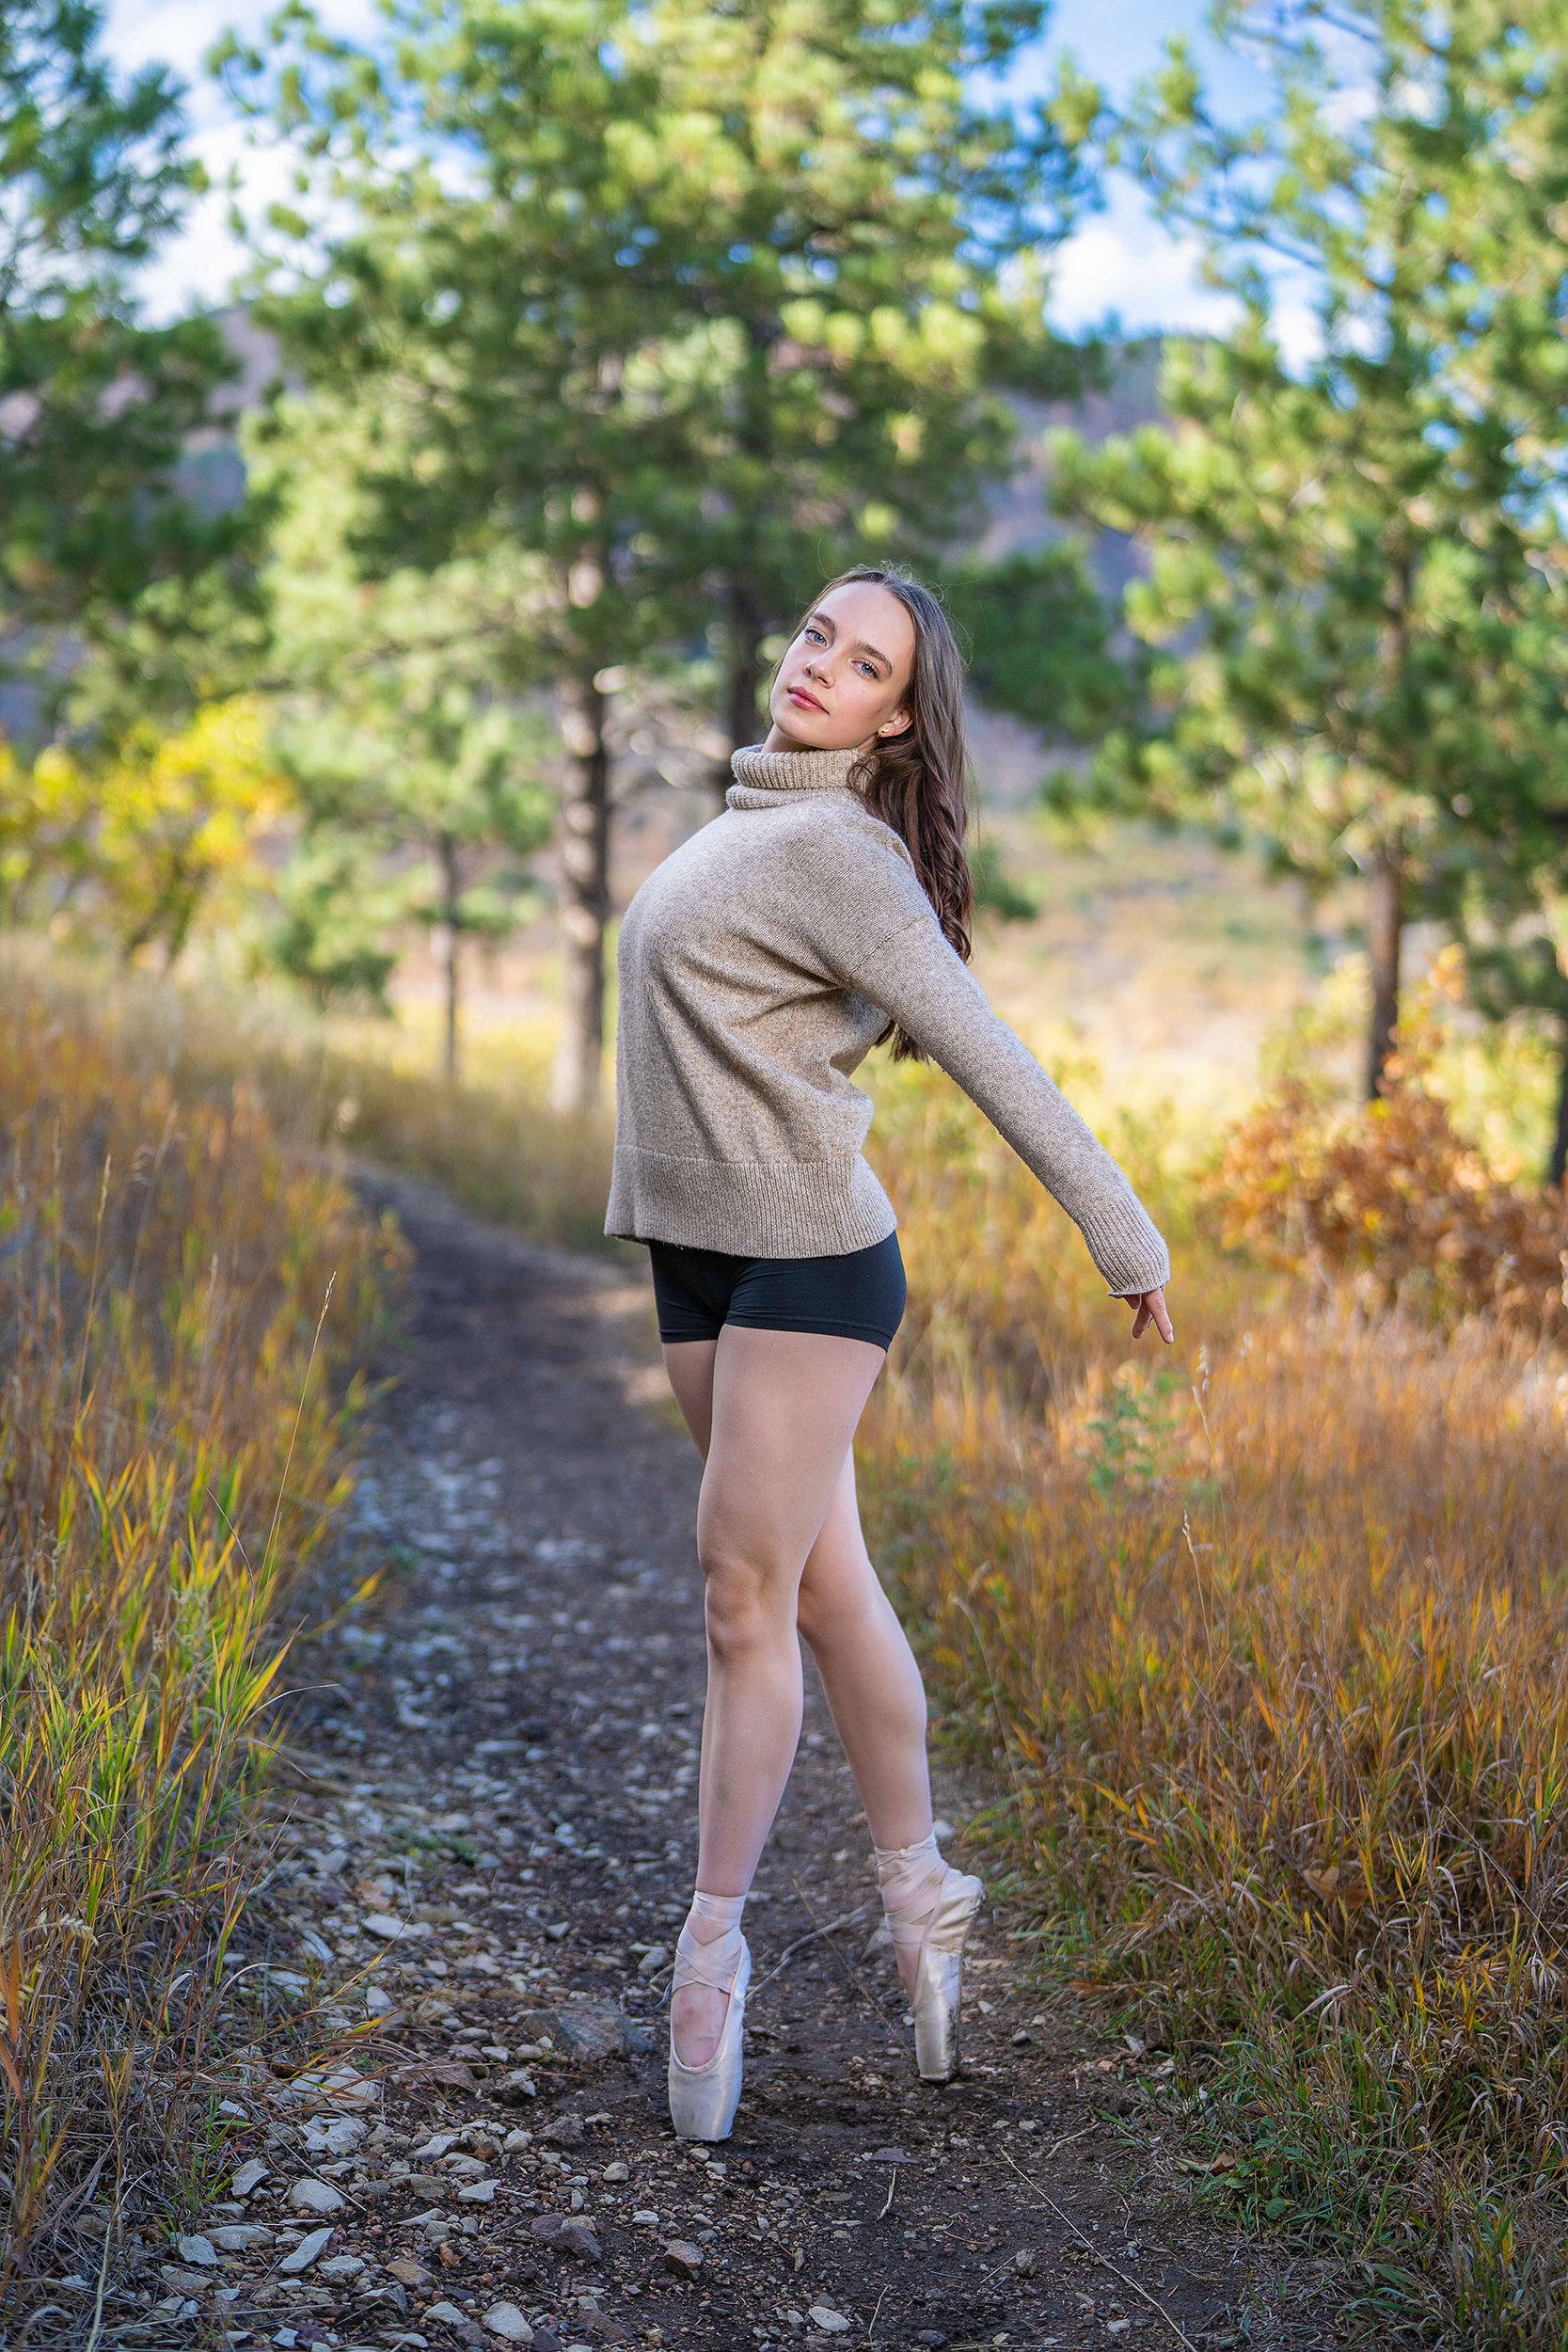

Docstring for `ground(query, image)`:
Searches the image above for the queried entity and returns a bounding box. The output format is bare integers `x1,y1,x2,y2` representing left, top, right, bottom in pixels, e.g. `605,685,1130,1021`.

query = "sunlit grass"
859,1053,1568,2344
0,956,395,2298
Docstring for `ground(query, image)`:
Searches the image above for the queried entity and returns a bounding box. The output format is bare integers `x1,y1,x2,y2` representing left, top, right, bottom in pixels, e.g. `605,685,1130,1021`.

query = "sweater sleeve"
844,908,1172,1299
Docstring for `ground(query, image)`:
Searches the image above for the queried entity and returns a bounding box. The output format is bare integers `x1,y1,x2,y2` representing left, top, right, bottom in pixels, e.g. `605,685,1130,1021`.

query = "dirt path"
145,1175,1342,2352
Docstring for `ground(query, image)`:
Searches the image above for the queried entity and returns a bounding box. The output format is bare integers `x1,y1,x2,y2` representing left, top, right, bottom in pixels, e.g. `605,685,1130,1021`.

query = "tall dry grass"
860,1055,1568,2343
0,961,394,2308
8,948,615,1249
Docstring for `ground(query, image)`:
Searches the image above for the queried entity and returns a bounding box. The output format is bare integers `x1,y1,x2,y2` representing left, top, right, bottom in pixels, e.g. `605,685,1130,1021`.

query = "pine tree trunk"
438,832,460,1085
553,672,611,1113
721,574,767,802
1550,1025,1568,1188
1367,843,1402,1100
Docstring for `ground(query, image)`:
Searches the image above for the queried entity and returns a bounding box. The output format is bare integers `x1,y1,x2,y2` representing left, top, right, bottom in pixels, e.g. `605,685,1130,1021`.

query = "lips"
786,686,825,711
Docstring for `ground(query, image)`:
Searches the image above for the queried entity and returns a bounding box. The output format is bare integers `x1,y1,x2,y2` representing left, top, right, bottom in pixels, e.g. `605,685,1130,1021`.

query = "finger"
1131,1300,1150,1338
1149,1289,1174,1343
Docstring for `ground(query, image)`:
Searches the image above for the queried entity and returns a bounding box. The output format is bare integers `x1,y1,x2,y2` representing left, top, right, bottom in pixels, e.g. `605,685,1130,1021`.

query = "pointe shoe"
668,1933,751,2142
901,1866,984,2082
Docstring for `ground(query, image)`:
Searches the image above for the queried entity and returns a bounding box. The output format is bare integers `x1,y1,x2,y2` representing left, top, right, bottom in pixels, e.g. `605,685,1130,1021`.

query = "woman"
607,565,1173,2142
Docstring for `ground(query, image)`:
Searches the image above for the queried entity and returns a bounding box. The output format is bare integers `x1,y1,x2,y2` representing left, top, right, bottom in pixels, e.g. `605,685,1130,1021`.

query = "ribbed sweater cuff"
1077,1197,1173,1299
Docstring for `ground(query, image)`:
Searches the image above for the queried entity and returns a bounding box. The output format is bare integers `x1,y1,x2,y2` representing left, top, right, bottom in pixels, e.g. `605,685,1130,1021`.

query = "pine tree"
214,0,1090,1105
1050,0,1568,1098
0,1,242,687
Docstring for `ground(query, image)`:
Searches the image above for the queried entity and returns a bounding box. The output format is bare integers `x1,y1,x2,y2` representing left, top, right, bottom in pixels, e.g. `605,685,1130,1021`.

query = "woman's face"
764,581,915,755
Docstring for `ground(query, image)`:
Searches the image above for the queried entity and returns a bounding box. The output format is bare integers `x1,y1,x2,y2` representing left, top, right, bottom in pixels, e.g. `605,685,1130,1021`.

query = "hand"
1120,1285,1173,1343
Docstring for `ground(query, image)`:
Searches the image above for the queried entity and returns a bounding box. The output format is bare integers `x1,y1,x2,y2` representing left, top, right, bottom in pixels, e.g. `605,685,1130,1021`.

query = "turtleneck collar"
727,741,862,809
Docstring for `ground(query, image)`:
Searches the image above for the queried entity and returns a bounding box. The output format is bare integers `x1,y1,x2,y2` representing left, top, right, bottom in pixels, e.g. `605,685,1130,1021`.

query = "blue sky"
103,0,1298,347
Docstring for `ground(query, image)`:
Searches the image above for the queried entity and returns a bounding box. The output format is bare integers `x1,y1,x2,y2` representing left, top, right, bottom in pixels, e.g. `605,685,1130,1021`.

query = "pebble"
808,2308,851,2335
278,2227,334,2275
176,2235,218,2266
363,1912,431,1941
388,2260,434,2287
289,2179,346,2215
319,2254,366,2280
601,2163,628,2182
482,2304,534,2343
663,2240,704,2278
426,2301,469,2328
541,2113,584,2147
631,2210,659,2226
636,1944,668,1977
528,2213,602,2260
457,2179,498,2201
366,1984,399,2013
158,2265,214,2296
210,2225,273,2251
231,2158,268,2198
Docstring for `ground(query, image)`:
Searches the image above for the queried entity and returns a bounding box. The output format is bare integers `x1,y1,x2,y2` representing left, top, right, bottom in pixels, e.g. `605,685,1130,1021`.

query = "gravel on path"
107,1170,1342,2352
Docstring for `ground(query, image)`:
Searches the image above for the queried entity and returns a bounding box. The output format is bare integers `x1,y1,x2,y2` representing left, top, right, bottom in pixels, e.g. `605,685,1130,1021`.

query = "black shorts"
648,1231,906,1352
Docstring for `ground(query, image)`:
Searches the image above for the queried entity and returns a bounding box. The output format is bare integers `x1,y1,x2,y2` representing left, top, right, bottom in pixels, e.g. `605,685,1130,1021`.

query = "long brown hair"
793,564,974,1062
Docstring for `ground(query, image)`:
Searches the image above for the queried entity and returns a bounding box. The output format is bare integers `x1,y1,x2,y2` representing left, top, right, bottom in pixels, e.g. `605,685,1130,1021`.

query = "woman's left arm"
848,911,1174,1321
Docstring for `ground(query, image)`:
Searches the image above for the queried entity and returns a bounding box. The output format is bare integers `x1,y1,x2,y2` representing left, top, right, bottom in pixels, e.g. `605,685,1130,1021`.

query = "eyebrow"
807,611,893,672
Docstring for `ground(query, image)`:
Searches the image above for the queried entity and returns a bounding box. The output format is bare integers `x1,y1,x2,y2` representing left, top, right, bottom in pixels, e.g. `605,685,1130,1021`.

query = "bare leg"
796,1449,937,1951
660,1326,883,2063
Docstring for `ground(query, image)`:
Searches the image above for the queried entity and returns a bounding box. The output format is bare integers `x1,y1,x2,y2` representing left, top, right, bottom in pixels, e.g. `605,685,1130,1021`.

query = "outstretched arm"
846,910,1174,1325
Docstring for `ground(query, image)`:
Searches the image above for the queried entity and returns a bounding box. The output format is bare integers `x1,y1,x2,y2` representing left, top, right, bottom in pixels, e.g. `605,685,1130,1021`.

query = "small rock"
387,2259,433,2288
210,2225,274,2252
501,2069,538,2101
366,1985,399,2014
502,2128,533,2152
531,2331,564,2352
573,2310,632,2344
527,2211,603,2260
601,2162,628,2182
176,2234,218,2266
932,1815,955,1839
541,2112,584,2147
319,2253,366,2280
631,2209,659,2225
289,2178,345,2215
414,2131,463,2158
363,1912,428,1940
304,2117,366,2156
663,2240,704,2279
808,2308,851,2335
545,1920,570,1941
217,2098,248,2119
158,2265,214,2296
426,2301,469,2328
1014,2247,1037,2275
868,2146,908,2163
457,2179,498,2202
278,2227,334,2275
483,2303,534,2343
636,1945,668,1978
230,2157,268,2198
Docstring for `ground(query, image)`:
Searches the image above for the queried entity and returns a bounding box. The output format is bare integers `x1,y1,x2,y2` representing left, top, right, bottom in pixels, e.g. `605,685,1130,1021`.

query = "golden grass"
4,944,615,1248
0,959,395,2299
860,1062,1568,2342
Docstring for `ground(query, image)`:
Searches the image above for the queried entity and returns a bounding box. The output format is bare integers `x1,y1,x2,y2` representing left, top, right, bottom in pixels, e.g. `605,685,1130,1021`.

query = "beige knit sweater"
605,743,1171,1296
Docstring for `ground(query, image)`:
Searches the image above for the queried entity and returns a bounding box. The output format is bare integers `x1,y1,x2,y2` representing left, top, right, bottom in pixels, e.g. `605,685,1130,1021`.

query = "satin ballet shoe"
668,1933,751,2142
892,1866,984,2083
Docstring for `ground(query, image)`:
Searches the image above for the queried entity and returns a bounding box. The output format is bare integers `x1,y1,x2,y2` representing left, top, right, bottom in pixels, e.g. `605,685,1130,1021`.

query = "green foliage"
248,409,555,1064
0,1,248,682
943,545,1141,747
1052,0,1568,1094
968,836,1037,923
216,0,1093,752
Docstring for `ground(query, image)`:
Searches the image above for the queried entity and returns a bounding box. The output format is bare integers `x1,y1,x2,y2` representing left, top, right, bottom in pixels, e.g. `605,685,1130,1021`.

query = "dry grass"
0,957,395,2309
3,944,615,1249
859,1058,1568,2345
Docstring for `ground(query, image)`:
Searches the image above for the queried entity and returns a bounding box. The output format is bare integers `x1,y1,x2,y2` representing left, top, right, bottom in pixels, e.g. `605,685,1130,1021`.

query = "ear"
877,707,912,739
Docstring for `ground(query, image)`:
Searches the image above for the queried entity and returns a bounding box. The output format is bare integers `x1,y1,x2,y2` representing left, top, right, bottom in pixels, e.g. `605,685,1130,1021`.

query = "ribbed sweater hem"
605,1145,897,1259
